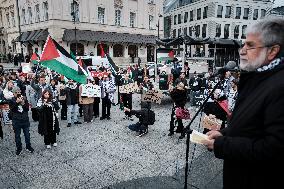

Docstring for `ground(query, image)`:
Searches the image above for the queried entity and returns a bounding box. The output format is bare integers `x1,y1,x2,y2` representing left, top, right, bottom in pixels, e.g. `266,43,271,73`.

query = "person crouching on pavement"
37,90,60,149
124,101,152,137
9,86,34,155
168,82,188,139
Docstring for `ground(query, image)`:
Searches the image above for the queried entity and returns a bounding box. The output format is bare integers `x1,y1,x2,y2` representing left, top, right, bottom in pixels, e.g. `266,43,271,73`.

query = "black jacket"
9,97,30,125
214,62,284,189
170,88,187,108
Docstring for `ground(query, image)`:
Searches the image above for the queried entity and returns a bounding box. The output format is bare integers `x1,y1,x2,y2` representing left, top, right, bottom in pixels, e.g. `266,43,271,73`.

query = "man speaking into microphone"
203,18,284,189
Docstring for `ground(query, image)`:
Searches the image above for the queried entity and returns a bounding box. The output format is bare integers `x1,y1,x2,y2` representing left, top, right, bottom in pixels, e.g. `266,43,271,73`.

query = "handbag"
175,107,190,120
202,114,222,130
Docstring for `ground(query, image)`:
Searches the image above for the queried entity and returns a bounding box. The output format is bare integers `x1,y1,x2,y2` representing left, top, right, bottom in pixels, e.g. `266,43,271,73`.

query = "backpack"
142,109,155,125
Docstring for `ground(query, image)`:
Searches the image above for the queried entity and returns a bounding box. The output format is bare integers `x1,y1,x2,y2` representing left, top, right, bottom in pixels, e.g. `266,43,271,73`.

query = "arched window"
71,1,79,22
70,43,84,56
97,43,109,56
128,45,137,58
113,44,123,57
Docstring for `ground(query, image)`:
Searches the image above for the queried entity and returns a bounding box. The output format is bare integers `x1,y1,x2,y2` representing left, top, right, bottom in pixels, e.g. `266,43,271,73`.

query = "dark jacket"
170,88,187,108
37,100,60,136
65,84,79,105
214,62,284,189
9,97,30,126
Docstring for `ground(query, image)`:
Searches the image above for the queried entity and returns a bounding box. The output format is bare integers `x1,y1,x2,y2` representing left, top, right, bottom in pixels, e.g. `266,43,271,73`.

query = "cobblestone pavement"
0,93,223,189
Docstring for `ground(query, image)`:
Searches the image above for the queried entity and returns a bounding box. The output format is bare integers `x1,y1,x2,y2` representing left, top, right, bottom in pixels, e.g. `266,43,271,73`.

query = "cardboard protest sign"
21,63,32,73
142,89,163,104
119,83,140,94
81,84,101,97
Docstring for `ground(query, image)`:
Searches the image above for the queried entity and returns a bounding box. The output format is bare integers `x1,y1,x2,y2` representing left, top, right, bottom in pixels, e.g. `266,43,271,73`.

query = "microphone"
213,61,237,77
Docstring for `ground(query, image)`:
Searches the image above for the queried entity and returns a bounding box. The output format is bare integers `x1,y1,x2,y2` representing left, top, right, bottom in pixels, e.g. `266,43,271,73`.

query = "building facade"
267,6,284,18
0,0,164,65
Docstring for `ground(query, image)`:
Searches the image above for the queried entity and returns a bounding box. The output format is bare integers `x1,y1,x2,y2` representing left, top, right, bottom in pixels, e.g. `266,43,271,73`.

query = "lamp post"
15,0,23,58
71,0,78,57
155,14,163,82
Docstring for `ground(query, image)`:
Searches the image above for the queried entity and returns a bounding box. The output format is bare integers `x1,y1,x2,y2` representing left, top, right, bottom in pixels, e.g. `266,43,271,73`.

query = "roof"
62,29,157,44
15,29,49,42
156,36,241,46
271,6,284,15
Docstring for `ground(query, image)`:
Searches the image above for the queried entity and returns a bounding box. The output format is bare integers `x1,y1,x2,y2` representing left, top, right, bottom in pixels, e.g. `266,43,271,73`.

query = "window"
243,8,249,20
184,12,188,23
0,11,2,25
202,24,207,38
261,9,266,18
174,15,177,25
236,7,241,19
21,9,26,24
98,7,105,24
28,7,32,24
203,6,208,19
6,13,10,27
190,10,193,21
224,24,230,39
225,6,231,18
115,10,121,26
43,2,49,21
173,29,176,38
178,28,181,36
197,8,201,20
11,11,15,27
253,9,258,20
113,44,124,57
234,25,239,39
188,26,192,36
35,4,40,23
216,24,221,37
195,25,200,38
71,1,79,22
178,14,181,24
184,27,187,36
217,5,223,18
242,25,247,39
130,12,136,27
149,15,154,29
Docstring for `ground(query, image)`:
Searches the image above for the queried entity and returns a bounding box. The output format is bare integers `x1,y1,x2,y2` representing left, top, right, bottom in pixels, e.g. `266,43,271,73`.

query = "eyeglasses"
238,45,271,52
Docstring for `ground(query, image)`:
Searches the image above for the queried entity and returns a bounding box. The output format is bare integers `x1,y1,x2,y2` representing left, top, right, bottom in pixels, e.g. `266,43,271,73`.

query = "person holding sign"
121,73,134,120
79,80,95,123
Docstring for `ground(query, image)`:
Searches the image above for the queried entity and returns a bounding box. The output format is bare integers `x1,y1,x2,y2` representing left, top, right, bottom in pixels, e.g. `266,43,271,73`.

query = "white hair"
246,18,284,57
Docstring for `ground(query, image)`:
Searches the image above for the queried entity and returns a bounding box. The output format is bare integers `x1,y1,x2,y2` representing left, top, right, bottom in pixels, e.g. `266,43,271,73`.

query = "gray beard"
240,50,268,72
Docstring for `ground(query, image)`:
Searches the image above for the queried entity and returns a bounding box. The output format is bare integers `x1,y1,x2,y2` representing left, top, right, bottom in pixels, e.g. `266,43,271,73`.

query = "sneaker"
129,117,134,121
53,143,57,147
26,146,34,153
106,116,111,120
137,129,148,137
100,117,106,120
46,145,51,149
90,119,93,122
168,132,174,136
179,133,185,139
74,121,82,124
16,149,22,155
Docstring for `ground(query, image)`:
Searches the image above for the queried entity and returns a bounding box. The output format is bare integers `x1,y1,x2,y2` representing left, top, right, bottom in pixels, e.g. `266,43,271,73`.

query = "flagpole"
72,0,77,57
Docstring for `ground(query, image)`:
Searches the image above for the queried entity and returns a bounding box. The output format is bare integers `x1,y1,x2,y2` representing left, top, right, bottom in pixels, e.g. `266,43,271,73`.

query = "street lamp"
71,0,78,56
155,14,163,82
15,0,23,58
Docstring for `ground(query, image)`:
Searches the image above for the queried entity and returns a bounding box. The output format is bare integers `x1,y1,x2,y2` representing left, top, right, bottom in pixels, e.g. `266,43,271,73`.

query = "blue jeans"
13,123,31,150
128,122,147,132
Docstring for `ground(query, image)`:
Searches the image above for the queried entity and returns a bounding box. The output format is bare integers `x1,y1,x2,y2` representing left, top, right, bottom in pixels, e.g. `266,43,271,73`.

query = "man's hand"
124,107,130,112
202,130,223,150
16,97,23,103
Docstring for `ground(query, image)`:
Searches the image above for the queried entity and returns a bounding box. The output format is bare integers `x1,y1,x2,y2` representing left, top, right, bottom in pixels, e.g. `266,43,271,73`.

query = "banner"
81,84,101,97
142,89,163,104
21,63,32,73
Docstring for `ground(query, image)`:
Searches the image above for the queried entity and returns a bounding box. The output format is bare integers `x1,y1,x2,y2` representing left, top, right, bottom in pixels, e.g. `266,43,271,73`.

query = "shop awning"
15,29,49,42
62,29,157,44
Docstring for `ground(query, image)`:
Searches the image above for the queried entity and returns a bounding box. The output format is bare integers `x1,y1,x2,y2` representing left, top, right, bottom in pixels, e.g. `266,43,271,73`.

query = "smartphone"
17,94,22,98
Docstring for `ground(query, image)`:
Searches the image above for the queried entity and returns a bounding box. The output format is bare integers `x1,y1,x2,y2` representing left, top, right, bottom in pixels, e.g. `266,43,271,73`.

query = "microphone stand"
183,78,224,189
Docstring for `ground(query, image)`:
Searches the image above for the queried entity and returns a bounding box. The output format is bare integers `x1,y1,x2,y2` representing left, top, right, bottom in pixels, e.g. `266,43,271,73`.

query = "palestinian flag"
157,49,175,63
40,36,87,84
31,52,40,64
106,54,119,76
99,43,106,58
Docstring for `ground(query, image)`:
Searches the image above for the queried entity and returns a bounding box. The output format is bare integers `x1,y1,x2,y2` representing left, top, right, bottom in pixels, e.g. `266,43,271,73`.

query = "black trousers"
60,100,67,119
122,93,132,117
117,86,121,104
0,122,3,139
169,105,184,133
93,97,100,117
101,97,111,118
44,130,56,145
79,104,83,116
31,108,39,121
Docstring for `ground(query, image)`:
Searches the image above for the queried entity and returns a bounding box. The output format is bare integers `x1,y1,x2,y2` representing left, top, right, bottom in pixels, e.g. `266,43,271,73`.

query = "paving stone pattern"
0,89,223,189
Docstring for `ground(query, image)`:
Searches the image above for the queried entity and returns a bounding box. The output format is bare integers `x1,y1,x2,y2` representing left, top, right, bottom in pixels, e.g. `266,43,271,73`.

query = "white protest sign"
21,63,31,73
119,83,140,94
81,84,101,97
